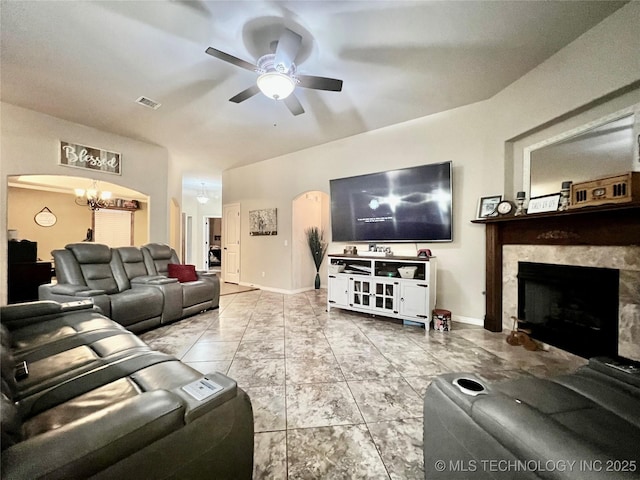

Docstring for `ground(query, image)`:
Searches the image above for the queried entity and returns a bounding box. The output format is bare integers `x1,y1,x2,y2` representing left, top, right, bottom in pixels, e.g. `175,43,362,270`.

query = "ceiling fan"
205,27,343,116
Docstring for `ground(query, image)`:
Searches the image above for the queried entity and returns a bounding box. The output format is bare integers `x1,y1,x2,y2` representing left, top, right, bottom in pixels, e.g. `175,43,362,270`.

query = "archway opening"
291,190,330,290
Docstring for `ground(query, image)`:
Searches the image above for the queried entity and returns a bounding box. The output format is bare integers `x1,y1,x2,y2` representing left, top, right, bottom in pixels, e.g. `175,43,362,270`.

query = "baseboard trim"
453,314,483,326
239,282,323,295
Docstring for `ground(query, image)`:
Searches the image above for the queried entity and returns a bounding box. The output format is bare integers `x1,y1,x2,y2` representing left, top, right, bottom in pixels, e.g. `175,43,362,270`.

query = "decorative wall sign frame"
249,208,277,236
527,193,561,214
59,141,121,175
34,207,57,227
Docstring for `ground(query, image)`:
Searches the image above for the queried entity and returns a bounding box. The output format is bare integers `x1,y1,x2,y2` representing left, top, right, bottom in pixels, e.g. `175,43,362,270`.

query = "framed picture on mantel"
477,195,501,219
527,193,560,214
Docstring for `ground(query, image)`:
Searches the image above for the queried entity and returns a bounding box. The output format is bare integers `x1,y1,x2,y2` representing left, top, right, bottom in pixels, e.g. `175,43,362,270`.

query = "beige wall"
223,2,640,323
7,187,91,261
7,186,149,260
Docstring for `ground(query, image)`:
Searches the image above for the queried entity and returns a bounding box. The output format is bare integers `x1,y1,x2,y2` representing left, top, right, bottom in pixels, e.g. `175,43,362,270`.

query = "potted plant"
305,226,328,289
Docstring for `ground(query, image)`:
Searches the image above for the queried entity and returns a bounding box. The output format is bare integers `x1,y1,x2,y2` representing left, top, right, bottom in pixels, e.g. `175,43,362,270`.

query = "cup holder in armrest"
453,377,487,396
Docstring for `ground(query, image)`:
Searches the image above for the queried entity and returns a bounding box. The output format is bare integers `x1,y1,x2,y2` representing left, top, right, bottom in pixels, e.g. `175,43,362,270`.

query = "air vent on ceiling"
135,96,161,110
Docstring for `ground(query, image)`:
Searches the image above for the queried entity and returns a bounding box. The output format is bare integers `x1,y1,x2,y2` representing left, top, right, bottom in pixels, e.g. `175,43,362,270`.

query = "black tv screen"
330,161,452,242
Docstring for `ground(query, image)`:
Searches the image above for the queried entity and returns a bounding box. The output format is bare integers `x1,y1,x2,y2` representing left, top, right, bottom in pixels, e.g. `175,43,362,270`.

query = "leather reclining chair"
40,243,166,332
39,243,219,332
423,357,640,479
112,246,184,323
141,243,219,318
1,300,254,479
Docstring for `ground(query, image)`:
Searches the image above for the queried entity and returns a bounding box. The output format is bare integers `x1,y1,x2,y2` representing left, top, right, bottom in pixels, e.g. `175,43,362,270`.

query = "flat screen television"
330,161,452,243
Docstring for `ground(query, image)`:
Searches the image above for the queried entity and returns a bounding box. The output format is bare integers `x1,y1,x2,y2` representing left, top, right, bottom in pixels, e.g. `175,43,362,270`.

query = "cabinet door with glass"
372,279,398,314
351,278,372,308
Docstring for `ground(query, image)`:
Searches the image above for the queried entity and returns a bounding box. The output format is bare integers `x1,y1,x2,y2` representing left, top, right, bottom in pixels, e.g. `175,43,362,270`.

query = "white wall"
180,193,222,268
222,2,640,323
0,102,175,304
494,2,640,199
224,100,490,316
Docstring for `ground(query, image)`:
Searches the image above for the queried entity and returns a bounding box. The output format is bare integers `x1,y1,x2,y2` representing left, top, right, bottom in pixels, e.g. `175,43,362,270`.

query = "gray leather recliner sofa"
1,300,254,479
39,243,219,332
423,357,640,479
141,243,219,318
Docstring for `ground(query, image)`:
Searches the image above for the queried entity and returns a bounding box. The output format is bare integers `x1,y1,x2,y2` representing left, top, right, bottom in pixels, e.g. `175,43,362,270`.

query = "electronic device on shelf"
347,264,371,273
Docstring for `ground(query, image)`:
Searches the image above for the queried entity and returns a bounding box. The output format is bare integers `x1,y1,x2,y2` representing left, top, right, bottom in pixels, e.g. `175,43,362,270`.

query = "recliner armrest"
0,300,64,323
0,300,97,330
197,271,217,280
171,372,238,423
131,275,179,285
1,391,185,480
48,284,107,296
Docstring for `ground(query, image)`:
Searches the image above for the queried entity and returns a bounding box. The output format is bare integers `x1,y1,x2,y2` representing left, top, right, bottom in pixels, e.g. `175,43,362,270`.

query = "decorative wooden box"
570,172,640,209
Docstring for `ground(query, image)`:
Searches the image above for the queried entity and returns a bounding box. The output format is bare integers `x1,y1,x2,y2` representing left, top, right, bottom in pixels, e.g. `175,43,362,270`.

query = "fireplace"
517,262,619,358
473,203,640,361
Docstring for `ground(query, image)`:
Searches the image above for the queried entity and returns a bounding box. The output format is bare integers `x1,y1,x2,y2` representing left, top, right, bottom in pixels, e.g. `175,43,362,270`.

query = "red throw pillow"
167,263,198,283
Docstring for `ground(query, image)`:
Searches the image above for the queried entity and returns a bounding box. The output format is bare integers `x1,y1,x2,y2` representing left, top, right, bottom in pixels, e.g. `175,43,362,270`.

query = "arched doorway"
291,190,330,291
7,174,149,263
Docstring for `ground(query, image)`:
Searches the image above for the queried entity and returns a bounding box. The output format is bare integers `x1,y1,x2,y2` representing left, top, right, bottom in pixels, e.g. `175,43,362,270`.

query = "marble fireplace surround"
475,203,640,362
502,245,640,361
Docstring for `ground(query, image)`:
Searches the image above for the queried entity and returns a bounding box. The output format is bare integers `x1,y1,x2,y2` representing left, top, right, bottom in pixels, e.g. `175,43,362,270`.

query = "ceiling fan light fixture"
257,72,295,100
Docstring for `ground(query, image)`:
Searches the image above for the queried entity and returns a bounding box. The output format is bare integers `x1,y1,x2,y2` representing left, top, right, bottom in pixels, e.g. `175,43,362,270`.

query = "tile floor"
139,289,587,480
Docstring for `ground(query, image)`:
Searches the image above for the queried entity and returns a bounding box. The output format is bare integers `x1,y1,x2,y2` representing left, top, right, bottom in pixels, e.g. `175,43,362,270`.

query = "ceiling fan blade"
297,75,343,92
274,28,302,71
284,94,305,116
229,85,261,103
205,47,257,72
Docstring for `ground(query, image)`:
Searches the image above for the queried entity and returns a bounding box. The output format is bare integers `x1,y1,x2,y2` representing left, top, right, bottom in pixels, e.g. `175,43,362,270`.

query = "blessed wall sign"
59,141,121,175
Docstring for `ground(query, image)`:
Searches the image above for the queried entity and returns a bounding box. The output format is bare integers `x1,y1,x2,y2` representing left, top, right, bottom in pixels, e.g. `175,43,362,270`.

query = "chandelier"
75,180,112,211
196,183,209,204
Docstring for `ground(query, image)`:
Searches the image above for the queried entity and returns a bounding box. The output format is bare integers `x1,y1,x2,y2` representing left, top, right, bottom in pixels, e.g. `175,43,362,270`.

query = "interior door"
222,203,240,284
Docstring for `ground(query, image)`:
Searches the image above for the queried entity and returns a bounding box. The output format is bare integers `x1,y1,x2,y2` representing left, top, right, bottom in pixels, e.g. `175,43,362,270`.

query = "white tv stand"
327,254,437,327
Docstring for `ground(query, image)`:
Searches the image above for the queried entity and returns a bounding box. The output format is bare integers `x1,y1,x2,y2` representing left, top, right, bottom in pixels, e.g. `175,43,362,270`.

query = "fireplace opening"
517,262,619,359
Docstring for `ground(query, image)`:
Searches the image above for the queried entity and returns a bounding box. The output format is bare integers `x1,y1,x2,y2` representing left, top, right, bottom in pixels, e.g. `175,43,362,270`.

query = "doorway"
222,203,240,284
292,191,330,290
205,217,222,272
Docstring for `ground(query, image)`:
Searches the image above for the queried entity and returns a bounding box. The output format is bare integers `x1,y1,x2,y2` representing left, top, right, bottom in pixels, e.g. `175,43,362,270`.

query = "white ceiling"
0,0,627,191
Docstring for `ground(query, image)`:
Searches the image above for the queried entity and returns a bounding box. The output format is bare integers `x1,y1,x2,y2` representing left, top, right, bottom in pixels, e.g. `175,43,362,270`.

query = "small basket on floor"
432,309,451,332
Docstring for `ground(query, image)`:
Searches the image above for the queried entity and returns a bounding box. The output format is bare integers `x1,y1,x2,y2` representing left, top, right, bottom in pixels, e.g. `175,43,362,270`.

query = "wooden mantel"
472,203,640,332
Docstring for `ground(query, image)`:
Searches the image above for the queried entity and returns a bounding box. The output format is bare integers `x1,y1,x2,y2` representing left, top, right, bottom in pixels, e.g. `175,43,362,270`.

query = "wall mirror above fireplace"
523,103,640,198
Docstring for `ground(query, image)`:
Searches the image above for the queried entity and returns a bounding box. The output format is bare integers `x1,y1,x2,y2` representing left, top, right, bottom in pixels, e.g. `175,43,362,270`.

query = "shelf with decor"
327,254,437,328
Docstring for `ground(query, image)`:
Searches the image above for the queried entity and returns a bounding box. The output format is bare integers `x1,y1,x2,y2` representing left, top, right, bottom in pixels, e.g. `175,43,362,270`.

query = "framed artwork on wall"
249,208,277,236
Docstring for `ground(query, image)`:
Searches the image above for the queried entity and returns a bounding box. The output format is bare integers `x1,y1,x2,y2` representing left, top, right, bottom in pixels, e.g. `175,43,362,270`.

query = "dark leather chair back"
63,244,120,294
142,243,180,277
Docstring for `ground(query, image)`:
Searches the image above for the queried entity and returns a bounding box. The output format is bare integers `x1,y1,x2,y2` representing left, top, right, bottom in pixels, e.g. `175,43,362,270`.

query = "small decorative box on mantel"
570,171,640,209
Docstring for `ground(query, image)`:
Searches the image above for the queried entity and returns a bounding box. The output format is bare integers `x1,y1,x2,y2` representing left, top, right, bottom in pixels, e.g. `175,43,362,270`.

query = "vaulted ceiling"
0,0,626,192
